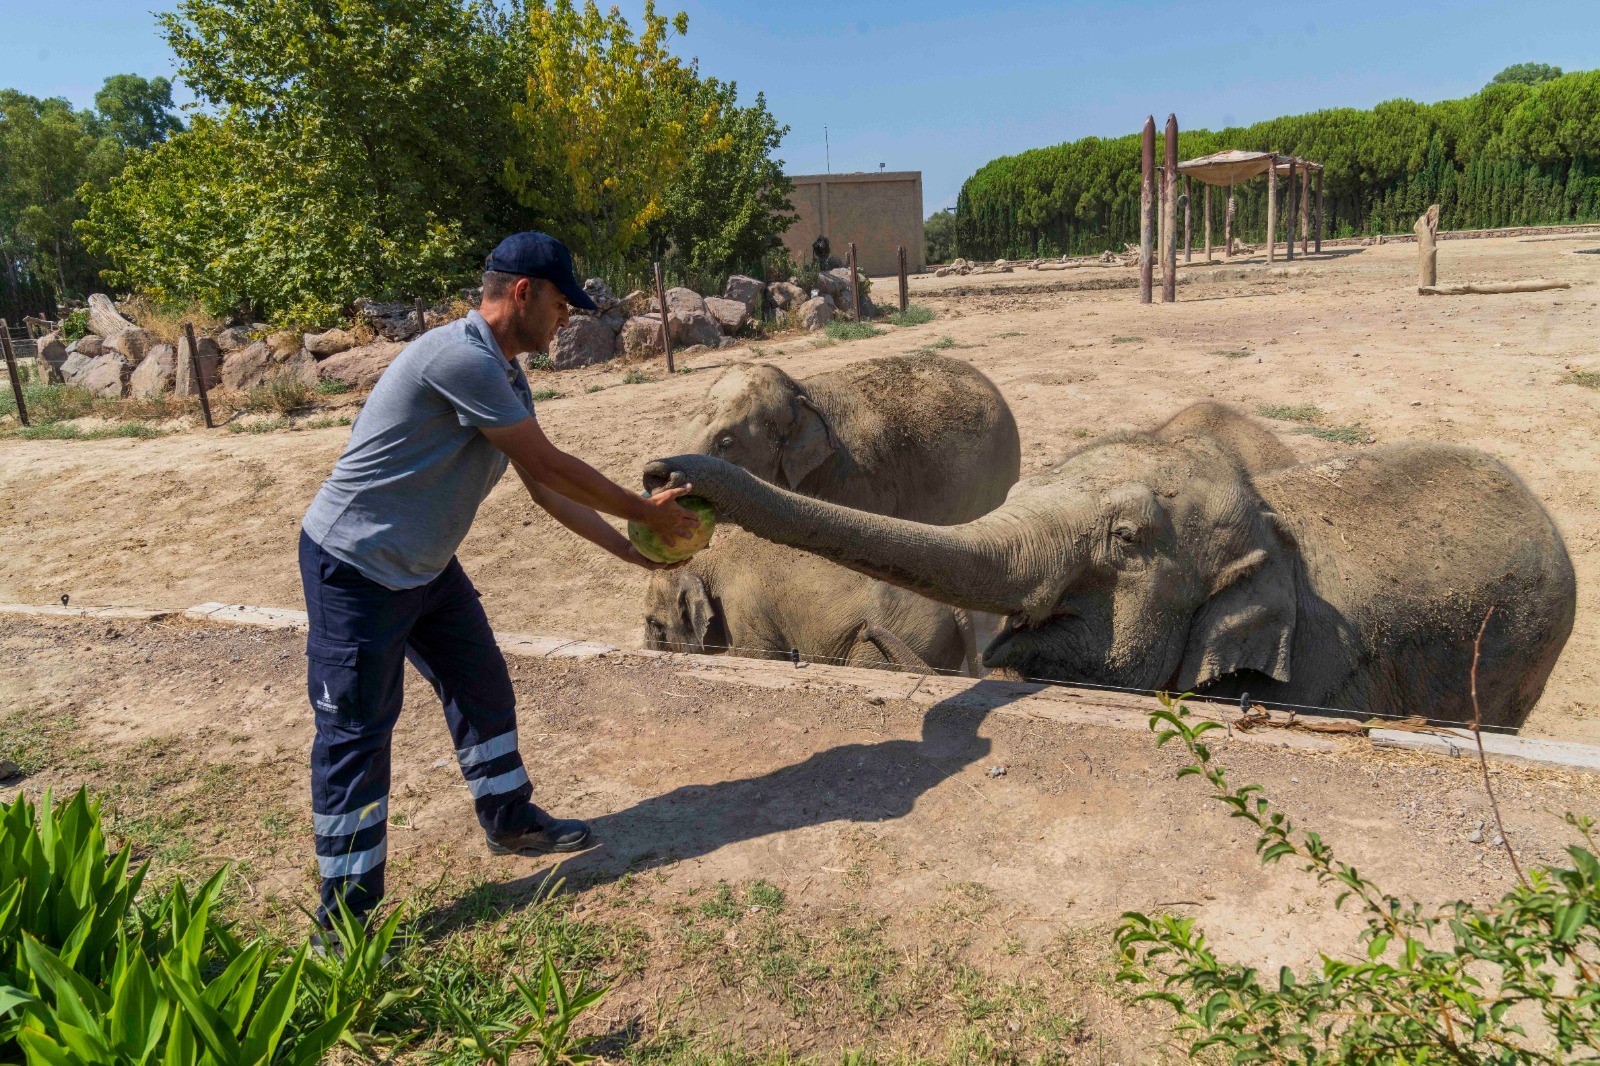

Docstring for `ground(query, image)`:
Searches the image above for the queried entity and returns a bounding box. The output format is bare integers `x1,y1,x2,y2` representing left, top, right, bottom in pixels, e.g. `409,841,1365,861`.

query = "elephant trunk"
644,455,1057,618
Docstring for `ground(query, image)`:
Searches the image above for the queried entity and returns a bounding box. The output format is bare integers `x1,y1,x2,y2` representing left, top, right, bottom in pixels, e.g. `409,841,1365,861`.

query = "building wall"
781,171,924,277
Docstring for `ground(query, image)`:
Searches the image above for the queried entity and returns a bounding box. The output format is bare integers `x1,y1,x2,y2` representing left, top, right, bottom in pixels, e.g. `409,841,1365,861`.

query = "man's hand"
638,483,702,543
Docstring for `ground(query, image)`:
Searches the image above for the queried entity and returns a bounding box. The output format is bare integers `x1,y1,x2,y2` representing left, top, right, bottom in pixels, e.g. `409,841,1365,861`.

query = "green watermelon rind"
628,496,717,563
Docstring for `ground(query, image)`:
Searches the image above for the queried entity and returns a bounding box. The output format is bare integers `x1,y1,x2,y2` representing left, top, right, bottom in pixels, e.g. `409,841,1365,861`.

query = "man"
299,231,699,927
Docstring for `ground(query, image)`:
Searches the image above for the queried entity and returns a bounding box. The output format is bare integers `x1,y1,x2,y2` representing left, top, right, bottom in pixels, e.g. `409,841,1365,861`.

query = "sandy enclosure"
1,234,1596,740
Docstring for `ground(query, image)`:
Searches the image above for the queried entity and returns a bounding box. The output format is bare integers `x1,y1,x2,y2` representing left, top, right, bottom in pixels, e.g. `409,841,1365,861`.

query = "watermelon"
628,496,717,563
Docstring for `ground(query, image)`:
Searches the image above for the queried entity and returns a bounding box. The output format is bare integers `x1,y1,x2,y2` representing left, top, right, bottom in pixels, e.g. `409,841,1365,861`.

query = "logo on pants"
315,681,339,714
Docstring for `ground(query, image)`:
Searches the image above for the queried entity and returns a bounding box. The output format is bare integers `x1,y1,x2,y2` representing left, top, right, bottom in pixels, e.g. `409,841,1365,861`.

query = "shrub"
825,321,883,341
881,304,935,327
526,353,554,372
1117,699,1600,1063
313,379,351,396
59,310,89,343
1256,402,1322,422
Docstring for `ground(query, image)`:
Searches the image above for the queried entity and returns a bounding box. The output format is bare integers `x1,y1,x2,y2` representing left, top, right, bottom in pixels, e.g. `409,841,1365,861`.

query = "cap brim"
555,274,599,311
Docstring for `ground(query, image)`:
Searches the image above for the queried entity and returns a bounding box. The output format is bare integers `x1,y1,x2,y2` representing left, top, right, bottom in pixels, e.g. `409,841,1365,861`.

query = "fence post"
848,243,861,322
1139,116,1155,304
653,262,675,374
897,246,908,313
182,322,216,429
414,297,427,337
1,320,29,428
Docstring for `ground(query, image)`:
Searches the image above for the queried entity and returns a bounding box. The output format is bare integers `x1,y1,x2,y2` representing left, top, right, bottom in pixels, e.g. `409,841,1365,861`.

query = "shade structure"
1176,149,1281,186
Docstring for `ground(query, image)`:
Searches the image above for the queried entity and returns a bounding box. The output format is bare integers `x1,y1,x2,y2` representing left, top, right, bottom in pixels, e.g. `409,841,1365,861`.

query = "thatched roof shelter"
1171,149,1324,261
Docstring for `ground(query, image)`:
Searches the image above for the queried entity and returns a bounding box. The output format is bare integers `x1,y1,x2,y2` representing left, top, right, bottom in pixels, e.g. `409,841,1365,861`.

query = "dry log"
1415,204,1440,288
1418,280,1571,296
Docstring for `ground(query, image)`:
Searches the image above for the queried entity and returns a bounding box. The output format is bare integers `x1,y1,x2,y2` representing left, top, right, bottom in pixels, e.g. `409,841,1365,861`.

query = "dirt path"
1,235,1596,740
2,613,1594,1058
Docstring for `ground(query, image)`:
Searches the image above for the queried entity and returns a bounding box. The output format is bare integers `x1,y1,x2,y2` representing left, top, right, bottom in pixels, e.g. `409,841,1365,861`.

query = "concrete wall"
782,171,924,277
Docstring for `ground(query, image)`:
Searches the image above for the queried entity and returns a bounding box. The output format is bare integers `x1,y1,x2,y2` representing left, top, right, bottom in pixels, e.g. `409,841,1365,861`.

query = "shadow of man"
419,677,1034,928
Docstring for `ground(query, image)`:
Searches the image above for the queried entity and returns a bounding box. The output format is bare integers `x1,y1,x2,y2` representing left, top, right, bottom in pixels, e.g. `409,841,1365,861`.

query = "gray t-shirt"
302,309,534,589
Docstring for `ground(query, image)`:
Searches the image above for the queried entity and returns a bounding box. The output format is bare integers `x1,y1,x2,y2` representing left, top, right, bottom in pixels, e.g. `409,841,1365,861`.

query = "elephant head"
643,568,725,655
679,364,841,489
645,430,1299,693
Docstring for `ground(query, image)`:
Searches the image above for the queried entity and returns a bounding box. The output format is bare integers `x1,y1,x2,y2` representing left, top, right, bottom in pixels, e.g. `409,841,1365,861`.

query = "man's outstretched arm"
481,416,700,543
510,462,671,570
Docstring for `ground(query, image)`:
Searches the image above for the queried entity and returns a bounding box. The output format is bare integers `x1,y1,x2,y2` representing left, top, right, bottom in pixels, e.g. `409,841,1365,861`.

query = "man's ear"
781,395,839,488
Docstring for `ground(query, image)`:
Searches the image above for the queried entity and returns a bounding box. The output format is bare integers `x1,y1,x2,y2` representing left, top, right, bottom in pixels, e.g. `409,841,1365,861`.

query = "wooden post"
1139,116,1155,304
182,322,215,429
848,242,861,322
653,262,675,374
414,297,427,337
1224,185,1234,258
1415,204,1440,289
1,319,28,428
1266,164,1277,264
1183,176,1192,263
1300,166,1310,256
1203,184,1213,263
897,245,908,312
1156,166,1167,273
1314,169,1324,253
1284,160,1296,262
1161,113,1178,303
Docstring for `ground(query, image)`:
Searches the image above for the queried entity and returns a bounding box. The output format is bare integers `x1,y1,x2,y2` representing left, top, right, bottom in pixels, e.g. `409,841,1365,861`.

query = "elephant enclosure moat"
4,231,1597,740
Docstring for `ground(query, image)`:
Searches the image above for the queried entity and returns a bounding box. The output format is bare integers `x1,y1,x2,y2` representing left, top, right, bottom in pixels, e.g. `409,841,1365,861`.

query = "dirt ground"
2,612,1595,1060
0,234,1597,742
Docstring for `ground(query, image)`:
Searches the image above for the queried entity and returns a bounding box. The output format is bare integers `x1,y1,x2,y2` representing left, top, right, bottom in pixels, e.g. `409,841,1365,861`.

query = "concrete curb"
4,600,1597,774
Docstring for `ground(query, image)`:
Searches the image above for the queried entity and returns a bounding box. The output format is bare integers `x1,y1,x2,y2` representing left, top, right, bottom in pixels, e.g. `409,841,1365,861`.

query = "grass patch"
301,416,352,430
586,384,606,394
0,705,82,775
228,418,290,434
526,352,554,371
314,378,352,395
1302,422,1370,444
1256,403,1323,423
531,388,561,401
8,421,162,441
906,335,980,356
622,369,653,385
1212,347,1253,359
1111,335,1144,344
230,373,313,416
881,304,935,327
1565,370,1600,389
996,330,1025,338
824,320,884,341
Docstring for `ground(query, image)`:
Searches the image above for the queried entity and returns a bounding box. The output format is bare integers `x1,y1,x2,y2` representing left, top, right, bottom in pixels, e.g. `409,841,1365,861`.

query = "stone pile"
932,250,1135,277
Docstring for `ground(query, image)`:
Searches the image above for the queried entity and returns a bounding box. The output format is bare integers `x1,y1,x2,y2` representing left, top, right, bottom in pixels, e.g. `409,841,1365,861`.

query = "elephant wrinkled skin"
645,406,1576,730
644,528,985,675
678,353,1021,524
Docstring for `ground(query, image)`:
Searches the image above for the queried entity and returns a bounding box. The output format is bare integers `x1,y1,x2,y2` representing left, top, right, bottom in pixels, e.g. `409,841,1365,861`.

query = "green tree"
923,208,957,263
1491,62,1564,87
92,74,184,149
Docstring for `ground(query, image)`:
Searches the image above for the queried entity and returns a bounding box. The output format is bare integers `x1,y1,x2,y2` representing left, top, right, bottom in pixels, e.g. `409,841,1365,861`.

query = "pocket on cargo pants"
307,637,361,724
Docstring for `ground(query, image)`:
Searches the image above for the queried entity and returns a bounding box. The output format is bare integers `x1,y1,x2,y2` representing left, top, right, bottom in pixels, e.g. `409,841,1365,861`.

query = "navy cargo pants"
299,530,533,925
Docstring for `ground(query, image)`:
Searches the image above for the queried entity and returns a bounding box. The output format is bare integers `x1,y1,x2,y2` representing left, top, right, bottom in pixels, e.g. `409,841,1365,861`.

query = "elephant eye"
1112,521,1141,545
717,436,734,452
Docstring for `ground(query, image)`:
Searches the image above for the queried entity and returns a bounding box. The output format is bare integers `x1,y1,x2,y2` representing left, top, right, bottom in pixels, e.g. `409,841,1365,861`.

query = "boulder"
284,347,320,387
106,327,155,363
317,341,405,390
550,316,617,370
129,344,176,398
799,295,835,331
86,293,135,338
669,308,721,350
37,336,68,383
304,328,357,358
718,335,740,349
618,289,653,317
722,274,764,316
582,278,615,312
78,354,130,399
654,286,706,316
599,309,628,333
817,268,870,316
214,326,253,352
266,330,302,359
174,334,221,396
703,296,749,335
221,341,277,392
618,315,665,359
767,281,806,314
71,334,105,358
61,349,97,385
354,298,423,341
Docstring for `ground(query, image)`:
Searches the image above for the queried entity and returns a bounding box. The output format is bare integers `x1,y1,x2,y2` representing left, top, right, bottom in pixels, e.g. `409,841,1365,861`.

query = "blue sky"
2,0,1592,214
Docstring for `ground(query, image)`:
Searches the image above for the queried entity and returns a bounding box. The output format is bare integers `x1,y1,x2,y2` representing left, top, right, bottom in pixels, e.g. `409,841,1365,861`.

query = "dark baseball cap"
484,231,598,311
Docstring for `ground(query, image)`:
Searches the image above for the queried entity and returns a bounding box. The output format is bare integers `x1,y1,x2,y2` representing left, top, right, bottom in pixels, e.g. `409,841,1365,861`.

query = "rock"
129,344,176,398
817,268,870,316
317,341,405,390
799,295,835,331
618,289,653,317
703,296,749,335
37,336,68,383
0,758,20,783
221,341,278,392
619,315,665,359
951,258,968,270
678,344,712,358
304,328,357,358
214,326,253,352
266,330,302,359
669,308,721,349
600,309,628,333
73,334,105,358
86,293,135,337
654,286,706,316
717,335,739,349
284,348,320,387
723,274,764,315
174,334,222,396
60,349,97,385
766,281,806,313
354,298,424,341
550,316,617,370
106,327,155,363
582,277,615,312
1467,828,1484,844
79,354,130,399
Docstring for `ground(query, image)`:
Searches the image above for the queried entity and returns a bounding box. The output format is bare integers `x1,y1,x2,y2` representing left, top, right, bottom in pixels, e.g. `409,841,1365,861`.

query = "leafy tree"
92,74,184,149
1491,62,1564,87
923,208,957,263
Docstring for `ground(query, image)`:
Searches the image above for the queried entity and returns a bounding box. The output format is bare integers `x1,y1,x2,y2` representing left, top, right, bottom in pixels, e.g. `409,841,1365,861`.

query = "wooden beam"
1300,166,1310,256
1224,184,1234,258
1204,183,1212,263
1314,169,1324,253
1162,113,1178,302
1284,159,1296,262
1140,116,1155,304
1183,176,1193,263
1266,167,1277,263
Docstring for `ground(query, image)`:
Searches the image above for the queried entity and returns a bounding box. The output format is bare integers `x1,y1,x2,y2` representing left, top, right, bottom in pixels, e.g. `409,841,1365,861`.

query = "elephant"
1152,400,1297,474
678,353,1021,524
645,407,1576,730
644,527,989,676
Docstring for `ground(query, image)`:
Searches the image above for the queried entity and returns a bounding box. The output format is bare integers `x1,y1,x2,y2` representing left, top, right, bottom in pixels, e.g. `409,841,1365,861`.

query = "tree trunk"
1415,204,1440,288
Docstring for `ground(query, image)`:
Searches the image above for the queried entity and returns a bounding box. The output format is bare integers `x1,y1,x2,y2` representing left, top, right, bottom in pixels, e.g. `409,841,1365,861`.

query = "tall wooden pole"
1300,166,1310,256
1161,113,1178,303
1224,185,1234,258
847,243,861,323
897,245,908,312
1204,183,1212,263
653,262,675,374
1284,160,1297,262
182,322,215,429
1266,164,1278,264
1,319,28,428
1314,169,1324,253
1139,116,1155,304
1183,175,1193,263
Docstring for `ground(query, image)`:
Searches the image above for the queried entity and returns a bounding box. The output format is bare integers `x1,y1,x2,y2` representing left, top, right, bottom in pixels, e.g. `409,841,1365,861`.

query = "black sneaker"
485,810,594,856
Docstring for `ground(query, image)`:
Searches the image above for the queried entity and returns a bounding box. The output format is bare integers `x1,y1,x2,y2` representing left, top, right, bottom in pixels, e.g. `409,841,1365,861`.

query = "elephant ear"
1175,512,1297,690
780,395,839,489
678,574,718,650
